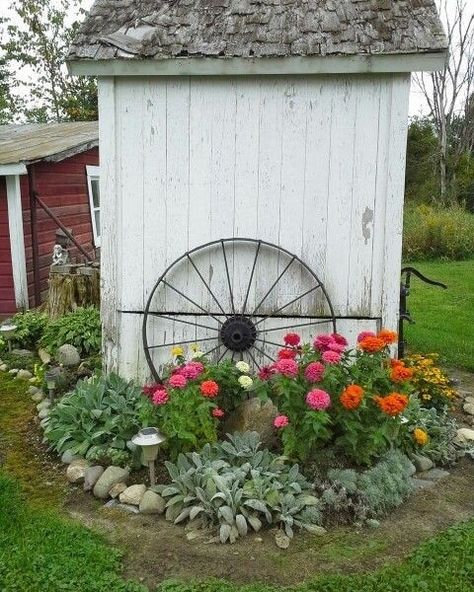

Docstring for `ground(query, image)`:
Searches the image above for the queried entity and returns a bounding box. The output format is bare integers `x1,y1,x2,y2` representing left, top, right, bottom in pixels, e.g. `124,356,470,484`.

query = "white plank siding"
99,74,410,380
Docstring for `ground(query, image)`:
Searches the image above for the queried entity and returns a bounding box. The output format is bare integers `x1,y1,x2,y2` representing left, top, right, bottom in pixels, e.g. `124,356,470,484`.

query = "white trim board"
0,163,27,175
68,52,446,77
5,174,29,310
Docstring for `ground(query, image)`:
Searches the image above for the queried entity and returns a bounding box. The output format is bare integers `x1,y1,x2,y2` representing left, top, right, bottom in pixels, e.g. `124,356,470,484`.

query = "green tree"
3,0,97,122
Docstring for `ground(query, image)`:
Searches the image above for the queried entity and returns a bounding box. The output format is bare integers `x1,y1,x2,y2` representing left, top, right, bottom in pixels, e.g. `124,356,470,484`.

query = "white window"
86,165,101,247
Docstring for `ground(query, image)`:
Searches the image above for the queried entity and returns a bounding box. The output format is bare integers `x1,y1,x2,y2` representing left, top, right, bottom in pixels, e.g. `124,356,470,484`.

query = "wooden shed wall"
0,148,99,316
99,74,410,380
0,177,16,315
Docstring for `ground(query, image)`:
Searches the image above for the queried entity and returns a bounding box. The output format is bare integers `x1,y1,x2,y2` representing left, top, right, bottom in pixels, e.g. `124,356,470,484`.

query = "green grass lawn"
403,259,474,372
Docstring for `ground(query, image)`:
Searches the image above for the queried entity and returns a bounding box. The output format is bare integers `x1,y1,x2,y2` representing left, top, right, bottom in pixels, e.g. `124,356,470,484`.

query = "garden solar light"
132,427,165,487
0,323,17,352
45,367,60,402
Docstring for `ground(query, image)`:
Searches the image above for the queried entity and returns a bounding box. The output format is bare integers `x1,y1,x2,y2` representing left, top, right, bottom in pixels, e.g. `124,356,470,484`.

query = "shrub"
403,353,457,410
10,309,48,349
319,450,414,524
254,329,413,465
44,373,149,464
155,431,322,544
40,306,101,356
142,351,252,459
403,203,474,261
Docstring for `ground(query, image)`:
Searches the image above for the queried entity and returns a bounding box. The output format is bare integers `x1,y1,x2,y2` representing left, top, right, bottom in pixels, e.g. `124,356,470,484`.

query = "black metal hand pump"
398,266,447,358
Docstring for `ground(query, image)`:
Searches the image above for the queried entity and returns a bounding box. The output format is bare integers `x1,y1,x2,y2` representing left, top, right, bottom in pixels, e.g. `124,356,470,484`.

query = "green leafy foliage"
318,450,414,524
403,203,474,261
155,432,322,544
0,473,146,592
40,307,101,356
10,309,48,349
44,373,149,464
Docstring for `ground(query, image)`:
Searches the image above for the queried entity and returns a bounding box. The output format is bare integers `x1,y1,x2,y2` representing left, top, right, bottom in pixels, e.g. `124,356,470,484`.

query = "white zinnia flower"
235,361,250,373
238,375,253,390
191,350,204,359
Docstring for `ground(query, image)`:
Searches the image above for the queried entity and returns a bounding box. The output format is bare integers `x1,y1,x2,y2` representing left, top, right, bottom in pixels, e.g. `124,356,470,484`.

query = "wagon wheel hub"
220,315,257,352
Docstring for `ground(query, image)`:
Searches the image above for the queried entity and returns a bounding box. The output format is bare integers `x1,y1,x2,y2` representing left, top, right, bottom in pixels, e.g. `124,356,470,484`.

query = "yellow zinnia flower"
171,346,184,357
413,428,429,446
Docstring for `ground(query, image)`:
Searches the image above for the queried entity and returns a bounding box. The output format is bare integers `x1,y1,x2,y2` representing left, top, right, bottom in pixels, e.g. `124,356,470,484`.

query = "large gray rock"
411,478,436,491
0,364,7,372
418,468,450,481
103,499,140,514
38,408,49,419
463,403,474,416
93,466,129,499
66,459,89,484
37,400,50,411
31,391,45,403
38,348,51,364
223,397,278,447
119,484,146,506
456,427,474,444
16,369,33,380
61,449,80,464
12,348,34,359
56,344,81,367
109,482,127,499
412,454,434,473
139,490,166,514
83,466,104,491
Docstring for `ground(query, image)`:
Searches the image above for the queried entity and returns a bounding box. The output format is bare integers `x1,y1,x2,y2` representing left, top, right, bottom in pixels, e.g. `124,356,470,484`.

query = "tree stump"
47,265,100,318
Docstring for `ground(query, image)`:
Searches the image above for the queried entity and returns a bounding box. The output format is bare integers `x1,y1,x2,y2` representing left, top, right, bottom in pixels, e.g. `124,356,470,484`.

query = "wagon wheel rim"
142,238,336,382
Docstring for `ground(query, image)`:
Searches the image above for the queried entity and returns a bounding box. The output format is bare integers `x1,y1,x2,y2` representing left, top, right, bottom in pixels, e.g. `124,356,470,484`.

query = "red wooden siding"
0,177,16,315
0,147,99,316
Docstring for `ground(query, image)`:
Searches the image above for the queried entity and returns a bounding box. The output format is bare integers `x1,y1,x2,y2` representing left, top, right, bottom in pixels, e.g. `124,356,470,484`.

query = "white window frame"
86,165,101,247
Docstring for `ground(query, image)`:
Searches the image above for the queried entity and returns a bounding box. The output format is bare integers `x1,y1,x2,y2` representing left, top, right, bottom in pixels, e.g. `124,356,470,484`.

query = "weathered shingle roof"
0,122,98,165
68,0,447,61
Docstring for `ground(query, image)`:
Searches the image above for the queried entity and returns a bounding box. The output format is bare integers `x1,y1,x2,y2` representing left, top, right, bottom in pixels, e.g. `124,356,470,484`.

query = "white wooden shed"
68,0,446,381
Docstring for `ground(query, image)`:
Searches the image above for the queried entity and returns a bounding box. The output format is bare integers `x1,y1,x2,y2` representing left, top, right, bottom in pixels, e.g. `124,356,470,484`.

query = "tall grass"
403,203,474,261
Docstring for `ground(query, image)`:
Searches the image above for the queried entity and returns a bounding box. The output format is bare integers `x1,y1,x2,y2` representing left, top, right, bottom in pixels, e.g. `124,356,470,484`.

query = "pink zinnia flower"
330,333,348,347
278,348,297,360
152,388,169,406
212,407,225,418
306,389,331,410
273,415,289,428
322,350,341,364
258,366,274,380
313,334,333,352
143,383,161,398
275,358,298,377
357,331,376,343
328,341,346,353
180,361,204,380
168,374,187,388
304,361,325,383
284,333,301,347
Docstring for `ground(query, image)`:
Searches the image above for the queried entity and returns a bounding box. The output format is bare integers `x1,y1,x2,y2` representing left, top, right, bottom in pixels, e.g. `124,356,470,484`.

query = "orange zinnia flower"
358,336,386,353
374,392,409,416
377,329,398,345
390,364,414,382
340,384,364,410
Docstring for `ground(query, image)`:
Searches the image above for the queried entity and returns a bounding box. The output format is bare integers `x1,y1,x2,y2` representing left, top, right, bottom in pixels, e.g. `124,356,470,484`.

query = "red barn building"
0,122,100,316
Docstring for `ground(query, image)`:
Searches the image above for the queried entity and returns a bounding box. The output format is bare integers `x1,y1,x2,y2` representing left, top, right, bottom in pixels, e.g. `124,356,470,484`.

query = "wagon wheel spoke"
254,337,292,349
148,336,217,350
221,240,236,315
241,240,261,316
259,318,331,334
250,256,296,318
147,312,220,333
162,279,223,325
246,348,261,371
251,343,276,364
253,284,321,328
186,254,229,319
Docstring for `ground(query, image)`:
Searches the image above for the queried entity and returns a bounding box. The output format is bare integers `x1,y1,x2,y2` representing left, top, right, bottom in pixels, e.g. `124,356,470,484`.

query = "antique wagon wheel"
142,238,336,382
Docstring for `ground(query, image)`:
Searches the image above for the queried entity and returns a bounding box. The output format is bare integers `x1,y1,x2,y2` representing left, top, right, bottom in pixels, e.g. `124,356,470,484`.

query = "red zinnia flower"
283,332,301,347
278,348,297,360
200,380,219,398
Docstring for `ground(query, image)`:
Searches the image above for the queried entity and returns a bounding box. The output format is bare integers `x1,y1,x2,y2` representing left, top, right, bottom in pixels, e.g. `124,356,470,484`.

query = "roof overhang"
68,51,447,77
0,163,28,175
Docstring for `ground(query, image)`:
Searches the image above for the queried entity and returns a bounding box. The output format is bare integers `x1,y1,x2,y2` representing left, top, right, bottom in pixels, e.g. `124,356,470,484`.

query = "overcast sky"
4,0,473,118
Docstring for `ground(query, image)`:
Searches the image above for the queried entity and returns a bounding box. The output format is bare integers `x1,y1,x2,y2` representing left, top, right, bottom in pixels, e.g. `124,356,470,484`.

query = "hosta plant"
40,306,101,356
44,373,151,464
154,431,322,544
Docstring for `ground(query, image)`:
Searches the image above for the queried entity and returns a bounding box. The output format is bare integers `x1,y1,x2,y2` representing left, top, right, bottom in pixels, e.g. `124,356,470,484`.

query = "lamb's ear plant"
154,431,322,544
